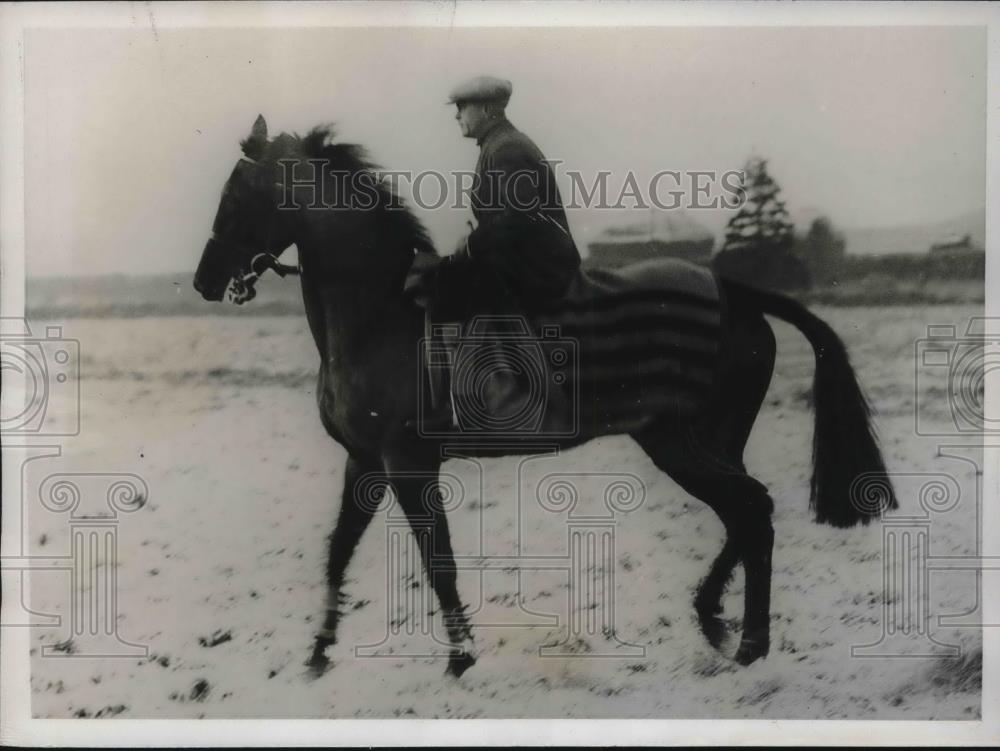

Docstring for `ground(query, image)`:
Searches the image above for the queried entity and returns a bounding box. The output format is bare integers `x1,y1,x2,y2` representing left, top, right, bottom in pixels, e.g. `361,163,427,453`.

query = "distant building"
930,233,980,253
923,232,984,280
585,210,715,269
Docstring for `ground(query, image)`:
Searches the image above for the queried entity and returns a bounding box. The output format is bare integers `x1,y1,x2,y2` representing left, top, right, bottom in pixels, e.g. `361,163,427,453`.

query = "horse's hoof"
306,658,330,677
305,651,332,678
446,649,476,678
733,637,769,666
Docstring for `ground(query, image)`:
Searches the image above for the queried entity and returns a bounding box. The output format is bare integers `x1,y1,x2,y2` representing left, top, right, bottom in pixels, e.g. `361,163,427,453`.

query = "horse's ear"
241,115,268,160
252,114,268,141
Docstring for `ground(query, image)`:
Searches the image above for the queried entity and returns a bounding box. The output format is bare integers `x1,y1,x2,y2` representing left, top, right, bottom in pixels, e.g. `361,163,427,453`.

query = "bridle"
219,155,300,304
225,249,301,304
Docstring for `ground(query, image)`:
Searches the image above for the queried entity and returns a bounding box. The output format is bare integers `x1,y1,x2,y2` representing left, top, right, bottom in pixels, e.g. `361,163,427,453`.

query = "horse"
193,115,897,678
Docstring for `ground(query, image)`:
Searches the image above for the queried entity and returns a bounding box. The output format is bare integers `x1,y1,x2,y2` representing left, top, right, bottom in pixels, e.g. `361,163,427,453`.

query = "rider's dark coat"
433,117,581,317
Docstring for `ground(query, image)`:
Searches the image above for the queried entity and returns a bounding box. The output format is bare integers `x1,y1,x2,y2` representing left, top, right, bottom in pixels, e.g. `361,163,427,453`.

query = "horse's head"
195,115,436,303
194,115,295,302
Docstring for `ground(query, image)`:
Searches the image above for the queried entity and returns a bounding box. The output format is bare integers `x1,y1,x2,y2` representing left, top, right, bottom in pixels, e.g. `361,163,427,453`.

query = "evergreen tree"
722,157,795,253
713,157,810,290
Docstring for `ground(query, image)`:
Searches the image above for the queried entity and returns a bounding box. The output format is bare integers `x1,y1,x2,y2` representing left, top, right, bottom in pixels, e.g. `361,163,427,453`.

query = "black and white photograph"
1,1,997,746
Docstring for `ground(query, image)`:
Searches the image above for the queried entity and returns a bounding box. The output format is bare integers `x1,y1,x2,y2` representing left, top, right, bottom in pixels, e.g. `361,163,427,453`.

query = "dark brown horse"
193,115,896,677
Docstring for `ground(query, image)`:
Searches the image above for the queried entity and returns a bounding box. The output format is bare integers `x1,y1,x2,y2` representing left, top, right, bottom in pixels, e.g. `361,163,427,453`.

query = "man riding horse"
194,110,896,676
407,75,582,429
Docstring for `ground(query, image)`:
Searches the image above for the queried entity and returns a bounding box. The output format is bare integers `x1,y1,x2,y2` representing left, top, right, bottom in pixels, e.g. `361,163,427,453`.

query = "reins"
226,251,300,304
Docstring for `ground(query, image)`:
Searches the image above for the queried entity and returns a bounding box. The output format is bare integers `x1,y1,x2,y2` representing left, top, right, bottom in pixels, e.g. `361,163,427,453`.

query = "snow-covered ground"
24,306,982,718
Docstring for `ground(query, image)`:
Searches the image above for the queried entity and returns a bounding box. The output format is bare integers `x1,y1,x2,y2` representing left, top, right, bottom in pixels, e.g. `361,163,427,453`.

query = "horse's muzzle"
193,237,233,301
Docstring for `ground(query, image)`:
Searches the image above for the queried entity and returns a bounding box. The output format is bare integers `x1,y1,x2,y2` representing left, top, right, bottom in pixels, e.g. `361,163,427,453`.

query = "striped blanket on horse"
534,258,723,435
440,258,723,438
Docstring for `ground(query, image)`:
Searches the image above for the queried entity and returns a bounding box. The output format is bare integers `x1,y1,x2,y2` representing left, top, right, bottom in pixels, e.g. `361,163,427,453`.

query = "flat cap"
446,76,512,106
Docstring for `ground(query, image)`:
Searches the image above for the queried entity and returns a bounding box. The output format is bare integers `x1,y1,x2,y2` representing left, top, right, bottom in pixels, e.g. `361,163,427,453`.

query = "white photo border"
1,1,997,746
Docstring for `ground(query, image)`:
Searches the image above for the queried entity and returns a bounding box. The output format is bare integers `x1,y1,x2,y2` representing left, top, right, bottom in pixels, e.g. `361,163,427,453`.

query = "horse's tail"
723,279,897,527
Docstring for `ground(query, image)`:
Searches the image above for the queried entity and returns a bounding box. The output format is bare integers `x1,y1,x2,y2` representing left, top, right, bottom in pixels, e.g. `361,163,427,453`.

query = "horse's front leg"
384,443,476,678
307,454,381,674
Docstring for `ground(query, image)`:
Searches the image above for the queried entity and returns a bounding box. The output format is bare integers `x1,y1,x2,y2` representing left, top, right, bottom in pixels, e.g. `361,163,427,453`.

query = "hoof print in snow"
171,680,212,703
692,654,738,678
198,629,233,648
95,704,128,718
50,639,76,655
142,653,172,668
73,704,128,718
189,679,211,702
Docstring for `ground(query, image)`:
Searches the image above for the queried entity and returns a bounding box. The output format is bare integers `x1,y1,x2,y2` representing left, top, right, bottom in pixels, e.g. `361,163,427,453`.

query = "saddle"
410,258,724,438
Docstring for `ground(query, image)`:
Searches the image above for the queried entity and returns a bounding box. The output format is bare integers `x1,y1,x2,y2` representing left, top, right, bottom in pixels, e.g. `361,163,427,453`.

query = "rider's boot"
405,330,457,433
405,383,456,433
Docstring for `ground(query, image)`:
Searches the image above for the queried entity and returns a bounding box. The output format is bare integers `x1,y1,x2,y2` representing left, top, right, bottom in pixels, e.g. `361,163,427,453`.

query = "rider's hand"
409,251,441,274
403,251,442,307
453,235,472,260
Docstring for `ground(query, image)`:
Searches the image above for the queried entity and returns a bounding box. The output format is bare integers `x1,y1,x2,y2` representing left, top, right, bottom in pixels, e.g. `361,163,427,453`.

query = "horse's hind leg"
633,306,778,664
699,468,775,666
693,536,739,648
634,423,776,664
734,487,774,665
308,454,381,673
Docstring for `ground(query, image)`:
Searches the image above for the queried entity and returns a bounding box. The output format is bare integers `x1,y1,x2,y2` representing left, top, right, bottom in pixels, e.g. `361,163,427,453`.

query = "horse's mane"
289,125,437,256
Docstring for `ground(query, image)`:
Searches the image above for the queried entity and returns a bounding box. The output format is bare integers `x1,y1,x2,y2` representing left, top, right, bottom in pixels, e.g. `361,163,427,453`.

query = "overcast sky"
24,25,985,277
